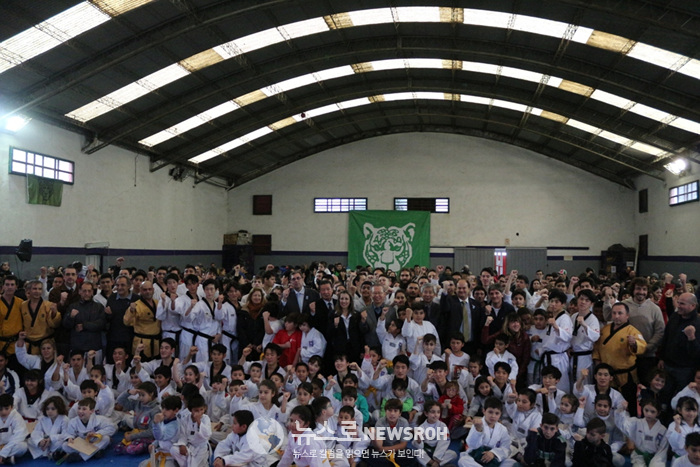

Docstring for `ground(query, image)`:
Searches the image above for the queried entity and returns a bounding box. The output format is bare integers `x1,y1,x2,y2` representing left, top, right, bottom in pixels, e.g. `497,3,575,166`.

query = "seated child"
28,395,69,460
572,418,613,467
673,432,700,467
279,405,326,467
376,318,407,361
529,366,565,413
207,374,232,444
286,382,314,414
615,399,668,467
380,378,413,421
573,365,624,418
67,378,114,419
335,405,371,467
154,365,179,402
114,381,161,455
523,412,567,467
284,362,310,393
213,409,268,467
437,380,465,430
170,394,212,467
299,314,327,363
504,388,542,463
458,357,485,404
466,376,493,419
414,401,457,467
138,395,181,467
409,334,444,386
367,398,414,467
13,369,56,421
61,397,117,462
668,396,700,459
311,397,349,467
458,397,511,467
672,369,700,411
0,393,28,464
581,394,625,467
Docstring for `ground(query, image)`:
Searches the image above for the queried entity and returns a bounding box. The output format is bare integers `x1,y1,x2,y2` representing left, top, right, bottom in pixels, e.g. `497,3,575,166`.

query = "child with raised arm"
0,393,28,464
28,395,69,460
61,397,117,462
409,334,444,387
279,405,324,467
443,333,470,381
615,399,668,467
458,397,511,467
170,394,212,467
573,364,624,418
213,409,268,467
139,395,180,467
504,388,543,464
485,334,519,382
668,396,700,459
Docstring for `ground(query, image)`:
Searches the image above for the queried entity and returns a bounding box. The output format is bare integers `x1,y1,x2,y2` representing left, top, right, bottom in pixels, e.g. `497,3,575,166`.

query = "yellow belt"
120,429,142,446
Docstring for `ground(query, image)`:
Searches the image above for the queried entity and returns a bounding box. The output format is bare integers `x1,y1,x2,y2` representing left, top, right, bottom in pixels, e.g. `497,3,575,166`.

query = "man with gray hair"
418,283,441,329
658,292,700,394
361,284,396,348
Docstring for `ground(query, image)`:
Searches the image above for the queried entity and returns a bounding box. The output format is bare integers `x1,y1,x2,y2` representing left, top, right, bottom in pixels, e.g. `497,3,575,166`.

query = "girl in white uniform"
28,395,69,459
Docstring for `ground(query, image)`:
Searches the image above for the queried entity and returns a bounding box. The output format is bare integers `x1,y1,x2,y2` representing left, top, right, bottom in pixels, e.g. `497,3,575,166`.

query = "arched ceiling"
1,0,699,189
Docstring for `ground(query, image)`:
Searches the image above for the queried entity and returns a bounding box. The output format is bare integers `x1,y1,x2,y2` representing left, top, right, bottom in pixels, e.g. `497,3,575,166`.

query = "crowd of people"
0,258,699,467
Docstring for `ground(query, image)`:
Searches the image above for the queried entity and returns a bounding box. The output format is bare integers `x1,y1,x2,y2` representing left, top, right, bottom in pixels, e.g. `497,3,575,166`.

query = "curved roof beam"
62,6,700,123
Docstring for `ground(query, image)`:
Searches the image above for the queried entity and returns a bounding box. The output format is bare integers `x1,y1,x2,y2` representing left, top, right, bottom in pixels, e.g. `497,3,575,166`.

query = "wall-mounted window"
9,147,74,184
394,197,449,213
669,181,698,206
314,198,367,213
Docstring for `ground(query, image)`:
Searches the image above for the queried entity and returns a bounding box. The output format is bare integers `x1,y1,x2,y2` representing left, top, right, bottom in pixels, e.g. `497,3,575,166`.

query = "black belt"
133,332,161,359
542,350,563,367
26,334,54,353
0,335,18,353
611,364,636,376
163,329,181,341
221,330,237,341
181,327,212,361
571,350,593,378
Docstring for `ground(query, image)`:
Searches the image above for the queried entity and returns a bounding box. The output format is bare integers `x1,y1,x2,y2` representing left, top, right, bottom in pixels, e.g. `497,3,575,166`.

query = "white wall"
635,160,700,257
226,133,636,253
0,120,227,250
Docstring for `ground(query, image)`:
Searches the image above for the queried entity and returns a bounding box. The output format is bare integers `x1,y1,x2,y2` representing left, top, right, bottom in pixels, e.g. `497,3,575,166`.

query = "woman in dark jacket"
327,290,364,363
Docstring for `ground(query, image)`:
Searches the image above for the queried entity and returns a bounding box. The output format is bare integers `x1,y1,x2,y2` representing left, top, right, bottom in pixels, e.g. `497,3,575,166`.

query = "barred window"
394,197,449,213
669,181,698,206
314,198,367,212
9,146,74,184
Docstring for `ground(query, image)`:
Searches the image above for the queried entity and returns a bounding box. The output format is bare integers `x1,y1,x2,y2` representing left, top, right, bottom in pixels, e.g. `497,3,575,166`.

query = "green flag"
348,210,430,270
27,174,63,207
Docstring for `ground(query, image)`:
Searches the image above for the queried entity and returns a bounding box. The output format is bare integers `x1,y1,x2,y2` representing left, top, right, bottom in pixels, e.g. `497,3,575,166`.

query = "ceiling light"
3,115,31,132
664,158,687,175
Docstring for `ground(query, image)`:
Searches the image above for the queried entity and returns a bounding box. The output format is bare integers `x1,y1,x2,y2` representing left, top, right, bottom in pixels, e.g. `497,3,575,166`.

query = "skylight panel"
406,58,444,69
492,99,528,113
306,104,340,118
206,101,240,119
629,142,667,156
461,95,491,106
567,119,599,134
189,150,221,164
269,116,299,130
570,26,594,44
464,62,500,75
179,49,225,72
348,9,393,26
92,0,155,16
394,7,442,23
370,59,405,71
678,58,700,78
671,118,700,134
529,107,543,117
414,92,444,100
590,89,632,109
278,18,329,40
139,132,174,148
628,104,672,122
241,127,273,142
230,29,285,55
627,43,684,70
512,15,569,39
315,65,355,81
338,98,370,110
583,30,635,53
462,9,510,29
217,140,245,153
0,2,111,74
383,92,417,102
598,131,632,146
500,67,543,83
275,74,317,93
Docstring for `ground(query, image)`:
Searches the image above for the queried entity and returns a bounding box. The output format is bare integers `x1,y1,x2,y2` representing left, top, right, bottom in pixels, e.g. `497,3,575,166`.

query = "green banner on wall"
27,174,63,207
348,210,430,270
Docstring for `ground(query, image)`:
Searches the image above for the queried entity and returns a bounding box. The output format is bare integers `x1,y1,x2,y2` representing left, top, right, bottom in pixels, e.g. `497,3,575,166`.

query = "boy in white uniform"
0,393,28,464
170,394,212,467
61,397,117,462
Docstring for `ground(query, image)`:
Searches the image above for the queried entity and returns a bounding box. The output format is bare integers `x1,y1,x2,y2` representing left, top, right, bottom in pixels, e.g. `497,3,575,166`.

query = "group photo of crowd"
0,258,698,467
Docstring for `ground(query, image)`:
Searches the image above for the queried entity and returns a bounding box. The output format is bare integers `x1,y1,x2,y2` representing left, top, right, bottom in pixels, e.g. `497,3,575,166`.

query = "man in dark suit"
281,270,319,316
419,283,442,330
311,280,335,337
440,279,484,355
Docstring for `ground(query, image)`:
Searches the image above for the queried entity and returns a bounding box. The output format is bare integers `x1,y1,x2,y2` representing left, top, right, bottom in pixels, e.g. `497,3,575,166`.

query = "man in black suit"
311,280,335,337
48,265,81,358
440,279,484,355
281,270,319,316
